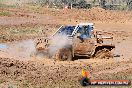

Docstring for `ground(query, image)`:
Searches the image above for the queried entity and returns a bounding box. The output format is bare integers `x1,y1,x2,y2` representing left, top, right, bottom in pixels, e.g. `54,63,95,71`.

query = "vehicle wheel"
54,48,72,61
94,48,112,59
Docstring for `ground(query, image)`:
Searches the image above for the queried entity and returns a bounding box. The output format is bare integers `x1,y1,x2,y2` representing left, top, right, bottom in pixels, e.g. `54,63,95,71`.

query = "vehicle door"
73,25,95,55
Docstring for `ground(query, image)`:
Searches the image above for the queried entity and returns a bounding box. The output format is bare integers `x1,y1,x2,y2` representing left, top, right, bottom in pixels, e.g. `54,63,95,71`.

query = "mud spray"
48,34,71,58
0,39,36,60
0,33,71,60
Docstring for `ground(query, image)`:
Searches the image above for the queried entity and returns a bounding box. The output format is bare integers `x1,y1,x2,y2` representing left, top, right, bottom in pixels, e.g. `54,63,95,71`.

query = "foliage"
100,0,106,9
1,0,132,10
37,0,88,8
127,0,132,10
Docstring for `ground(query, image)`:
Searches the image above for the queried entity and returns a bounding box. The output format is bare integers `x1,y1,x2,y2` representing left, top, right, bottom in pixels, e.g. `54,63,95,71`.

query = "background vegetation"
0,0,132,10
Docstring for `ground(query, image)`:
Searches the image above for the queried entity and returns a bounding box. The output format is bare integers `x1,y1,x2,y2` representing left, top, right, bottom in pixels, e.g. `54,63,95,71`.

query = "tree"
78,0,87,8
92,0,96,5
100,0,107,9
37,0,49,6
36,0,88,8
127,0,132,10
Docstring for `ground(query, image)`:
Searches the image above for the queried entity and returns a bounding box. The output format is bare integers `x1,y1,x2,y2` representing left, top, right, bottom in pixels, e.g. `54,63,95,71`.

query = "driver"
77,26,89,42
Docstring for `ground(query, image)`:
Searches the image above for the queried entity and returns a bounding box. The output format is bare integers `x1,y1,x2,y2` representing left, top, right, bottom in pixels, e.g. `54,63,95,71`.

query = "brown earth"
0,6,132,88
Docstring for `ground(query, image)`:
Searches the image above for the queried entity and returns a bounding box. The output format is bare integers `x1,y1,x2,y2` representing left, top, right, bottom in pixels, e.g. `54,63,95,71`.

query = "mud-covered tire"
54,48,72,61
94,48,113,59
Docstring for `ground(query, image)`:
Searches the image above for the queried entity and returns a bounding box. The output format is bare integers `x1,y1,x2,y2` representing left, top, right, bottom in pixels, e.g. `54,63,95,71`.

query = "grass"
23,4,42,12
0,11,11,16
0,26,46,43
10,28,40,34
0,3,16,8
0,79,5,84
22,80,30,88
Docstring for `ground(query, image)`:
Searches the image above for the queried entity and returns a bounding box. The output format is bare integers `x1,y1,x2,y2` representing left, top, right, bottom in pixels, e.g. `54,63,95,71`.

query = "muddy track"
0,26,132,87
0,7,132,87
0,57,131,87
0,57,86,88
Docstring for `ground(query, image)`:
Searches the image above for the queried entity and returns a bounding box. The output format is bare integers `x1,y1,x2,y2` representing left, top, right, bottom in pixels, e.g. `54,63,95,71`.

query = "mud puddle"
0,44,7,49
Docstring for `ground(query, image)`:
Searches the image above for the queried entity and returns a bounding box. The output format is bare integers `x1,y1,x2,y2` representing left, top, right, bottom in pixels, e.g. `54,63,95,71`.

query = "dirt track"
0,7,132,88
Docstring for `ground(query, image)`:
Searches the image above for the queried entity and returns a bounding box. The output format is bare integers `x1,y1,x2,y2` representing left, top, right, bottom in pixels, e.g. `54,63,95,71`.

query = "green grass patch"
9,28,41,34
0,3,16,8
0,79,5,84
24,4,42,12
22,80,30,88
0,11,11,16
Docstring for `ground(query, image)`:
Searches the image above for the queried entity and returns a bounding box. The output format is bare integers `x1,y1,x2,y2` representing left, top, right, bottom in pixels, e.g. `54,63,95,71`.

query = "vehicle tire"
54,48,72,61
94,48,112,59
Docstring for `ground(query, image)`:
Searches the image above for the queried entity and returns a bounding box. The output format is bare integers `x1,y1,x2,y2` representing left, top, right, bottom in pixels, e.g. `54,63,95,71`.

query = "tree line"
35,0,132,10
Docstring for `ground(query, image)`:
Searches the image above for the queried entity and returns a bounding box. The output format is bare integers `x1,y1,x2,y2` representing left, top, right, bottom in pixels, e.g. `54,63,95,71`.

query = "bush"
36,0,88,9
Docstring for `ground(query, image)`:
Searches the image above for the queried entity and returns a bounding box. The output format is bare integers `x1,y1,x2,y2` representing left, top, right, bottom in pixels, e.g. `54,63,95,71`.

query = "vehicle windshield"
53,26,75,36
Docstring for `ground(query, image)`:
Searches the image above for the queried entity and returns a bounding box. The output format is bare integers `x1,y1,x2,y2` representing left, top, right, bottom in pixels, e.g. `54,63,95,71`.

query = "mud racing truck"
34,23,115,61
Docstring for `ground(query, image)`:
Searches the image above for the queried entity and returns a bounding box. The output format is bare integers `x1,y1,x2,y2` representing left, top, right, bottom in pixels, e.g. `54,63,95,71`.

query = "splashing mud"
0,39,35,61
48,34,71,57
0,32,132,61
